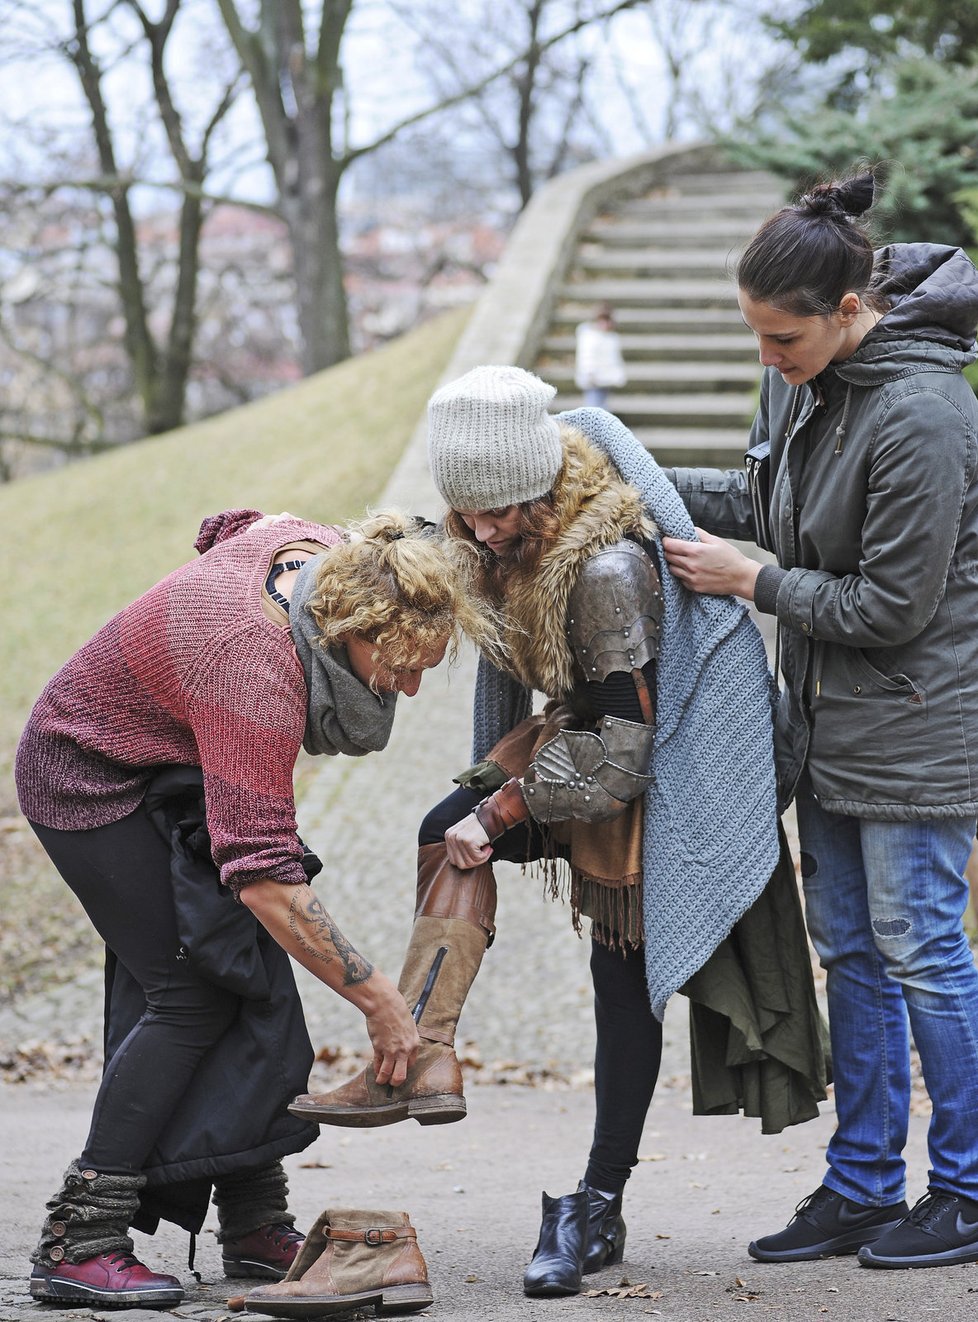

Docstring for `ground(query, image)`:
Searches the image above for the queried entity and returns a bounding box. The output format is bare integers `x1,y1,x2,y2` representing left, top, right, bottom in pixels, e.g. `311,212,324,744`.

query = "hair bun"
801,172,876,220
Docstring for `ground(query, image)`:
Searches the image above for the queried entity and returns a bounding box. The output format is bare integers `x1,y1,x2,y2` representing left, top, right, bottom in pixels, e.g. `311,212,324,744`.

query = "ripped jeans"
796,772,978,1205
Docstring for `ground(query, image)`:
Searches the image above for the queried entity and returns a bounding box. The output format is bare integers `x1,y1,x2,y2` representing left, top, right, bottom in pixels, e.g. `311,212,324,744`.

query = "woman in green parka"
661,171,978,1271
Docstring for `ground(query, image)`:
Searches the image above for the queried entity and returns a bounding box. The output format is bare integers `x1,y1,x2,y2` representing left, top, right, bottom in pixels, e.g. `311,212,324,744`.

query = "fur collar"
501,426,655,698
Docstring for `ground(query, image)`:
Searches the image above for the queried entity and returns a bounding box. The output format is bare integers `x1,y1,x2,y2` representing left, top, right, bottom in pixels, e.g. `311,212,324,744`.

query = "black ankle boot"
522,1184,589,1297
582,1184,626,1273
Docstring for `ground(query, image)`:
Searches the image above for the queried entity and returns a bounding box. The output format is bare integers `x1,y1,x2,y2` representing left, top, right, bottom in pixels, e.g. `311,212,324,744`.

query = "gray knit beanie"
427,365,562,510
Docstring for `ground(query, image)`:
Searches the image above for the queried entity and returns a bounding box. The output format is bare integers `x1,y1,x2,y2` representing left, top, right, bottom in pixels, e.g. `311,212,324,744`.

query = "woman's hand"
661,529,761,601
357,972,421,1087
241,879,419,1081
445,814,493,869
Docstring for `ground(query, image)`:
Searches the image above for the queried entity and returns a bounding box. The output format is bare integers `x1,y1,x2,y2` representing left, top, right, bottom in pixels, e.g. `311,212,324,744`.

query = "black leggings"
420,788,662,1195
30,805,240,1175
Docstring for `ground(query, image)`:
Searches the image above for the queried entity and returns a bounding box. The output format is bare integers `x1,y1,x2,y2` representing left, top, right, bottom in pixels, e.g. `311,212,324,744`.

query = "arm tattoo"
288,888,374,987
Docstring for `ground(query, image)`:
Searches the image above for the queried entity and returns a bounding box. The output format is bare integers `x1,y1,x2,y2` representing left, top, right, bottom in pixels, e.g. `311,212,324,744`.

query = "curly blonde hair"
307,510,502,683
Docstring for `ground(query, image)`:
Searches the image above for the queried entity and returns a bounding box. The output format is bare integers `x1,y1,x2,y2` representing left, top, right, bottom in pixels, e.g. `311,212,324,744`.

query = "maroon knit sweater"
16,510,342,895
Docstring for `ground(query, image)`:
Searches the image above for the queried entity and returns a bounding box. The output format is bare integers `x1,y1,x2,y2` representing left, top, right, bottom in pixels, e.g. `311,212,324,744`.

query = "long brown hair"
443,494,561,597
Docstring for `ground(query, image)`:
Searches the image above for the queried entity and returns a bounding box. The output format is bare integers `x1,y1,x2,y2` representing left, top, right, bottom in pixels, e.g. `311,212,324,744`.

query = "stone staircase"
533,164,787,467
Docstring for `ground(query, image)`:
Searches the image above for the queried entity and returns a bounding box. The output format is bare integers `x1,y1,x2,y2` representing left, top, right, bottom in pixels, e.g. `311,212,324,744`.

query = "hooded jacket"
668,244,978,818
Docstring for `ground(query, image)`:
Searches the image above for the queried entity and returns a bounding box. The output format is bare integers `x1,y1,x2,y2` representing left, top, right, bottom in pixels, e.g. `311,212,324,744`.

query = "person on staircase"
16,508,494,1310
659,172,978,1270
574,302,627,410
290,365,828,1296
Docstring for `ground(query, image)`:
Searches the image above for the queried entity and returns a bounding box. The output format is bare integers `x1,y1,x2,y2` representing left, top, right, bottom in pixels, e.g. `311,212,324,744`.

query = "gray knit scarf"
290,556,397,758
472,409,780,1020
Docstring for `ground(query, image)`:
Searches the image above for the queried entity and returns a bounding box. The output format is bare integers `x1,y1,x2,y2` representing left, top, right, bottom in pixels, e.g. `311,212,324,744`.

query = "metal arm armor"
566,540,663,682
523,715,654,824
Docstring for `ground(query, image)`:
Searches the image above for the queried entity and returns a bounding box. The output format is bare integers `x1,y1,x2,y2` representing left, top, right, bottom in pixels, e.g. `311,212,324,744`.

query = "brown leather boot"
240,1207,432,1317
288,842,495,1127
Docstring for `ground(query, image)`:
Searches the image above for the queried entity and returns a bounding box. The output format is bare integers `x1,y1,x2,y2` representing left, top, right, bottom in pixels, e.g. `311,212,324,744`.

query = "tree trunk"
216,0,353,375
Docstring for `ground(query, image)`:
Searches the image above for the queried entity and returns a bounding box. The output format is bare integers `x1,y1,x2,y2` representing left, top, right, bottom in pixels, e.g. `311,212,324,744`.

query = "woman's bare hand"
359,973,420,1087
445,814,493,869
661,528,761,600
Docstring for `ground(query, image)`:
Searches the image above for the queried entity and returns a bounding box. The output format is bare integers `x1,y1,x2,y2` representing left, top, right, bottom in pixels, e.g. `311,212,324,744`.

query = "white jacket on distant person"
574,320,627,389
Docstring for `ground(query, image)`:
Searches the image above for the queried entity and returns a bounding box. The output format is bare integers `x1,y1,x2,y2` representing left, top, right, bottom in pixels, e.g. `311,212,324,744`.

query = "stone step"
551,303,747,334
572,247,742,278
553,391,757,428
631,427,750,468
613,191,783,218
584,217,759,247
537,359,760,394
657,169,782,195
541,332,757,361
558,278,739,308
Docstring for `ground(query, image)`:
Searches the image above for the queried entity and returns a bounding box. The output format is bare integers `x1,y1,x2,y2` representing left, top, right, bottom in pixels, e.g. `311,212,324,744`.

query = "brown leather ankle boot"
289,843,495,1127
240,1207,432,1317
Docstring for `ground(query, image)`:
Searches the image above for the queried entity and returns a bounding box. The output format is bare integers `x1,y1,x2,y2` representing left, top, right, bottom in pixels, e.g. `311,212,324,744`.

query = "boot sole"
30,1277,184,1307
243,1282,434,1316
287,1093,467,1128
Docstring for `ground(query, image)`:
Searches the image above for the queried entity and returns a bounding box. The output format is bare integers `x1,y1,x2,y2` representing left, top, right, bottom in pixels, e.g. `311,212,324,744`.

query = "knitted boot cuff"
33,1160,145,1267
212,1161,294,1242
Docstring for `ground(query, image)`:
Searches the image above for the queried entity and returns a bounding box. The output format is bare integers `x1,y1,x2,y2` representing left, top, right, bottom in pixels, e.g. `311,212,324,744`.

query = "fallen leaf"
583,1283,662,1299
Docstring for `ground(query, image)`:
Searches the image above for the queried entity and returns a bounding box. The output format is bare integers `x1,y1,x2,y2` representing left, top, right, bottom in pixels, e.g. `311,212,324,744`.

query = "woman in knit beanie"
15,507,492,1309
293,366,821,1298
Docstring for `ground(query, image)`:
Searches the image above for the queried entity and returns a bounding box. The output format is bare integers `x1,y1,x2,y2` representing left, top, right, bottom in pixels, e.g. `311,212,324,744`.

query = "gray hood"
838,243,978,386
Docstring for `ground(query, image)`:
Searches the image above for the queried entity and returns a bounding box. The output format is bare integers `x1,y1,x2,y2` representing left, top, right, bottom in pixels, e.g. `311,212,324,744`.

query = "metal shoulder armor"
566,539,663,682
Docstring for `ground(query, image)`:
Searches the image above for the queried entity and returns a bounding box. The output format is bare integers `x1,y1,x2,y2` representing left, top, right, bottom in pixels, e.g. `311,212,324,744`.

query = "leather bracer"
473,777,529,841
566,539,663,680
523,715,654,824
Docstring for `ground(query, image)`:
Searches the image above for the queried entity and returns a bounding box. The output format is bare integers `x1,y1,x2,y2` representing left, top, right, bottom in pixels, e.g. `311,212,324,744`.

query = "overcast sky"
0,0,776,209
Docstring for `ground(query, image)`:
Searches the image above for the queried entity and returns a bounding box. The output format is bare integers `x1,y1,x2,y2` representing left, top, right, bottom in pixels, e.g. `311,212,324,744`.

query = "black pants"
30,806,240,1174
420,789,662,1194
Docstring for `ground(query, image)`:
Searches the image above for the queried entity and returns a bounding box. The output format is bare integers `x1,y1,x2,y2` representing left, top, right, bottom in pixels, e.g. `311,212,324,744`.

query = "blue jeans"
796,775,978,1205
583,387,609,408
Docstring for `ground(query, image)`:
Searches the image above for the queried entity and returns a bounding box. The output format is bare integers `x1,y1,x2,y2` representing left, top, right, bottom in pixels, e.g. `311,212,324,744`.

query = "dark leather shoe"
583,1184,626,1273
222,1222,305,1279
523,1185,589,1297
30,1251,184,1306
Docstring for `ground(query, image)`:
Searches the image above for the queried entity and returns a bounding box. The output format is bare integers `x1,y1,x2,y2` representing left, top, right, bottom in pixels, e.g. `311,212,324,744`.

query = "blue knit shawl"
472,408,780,1019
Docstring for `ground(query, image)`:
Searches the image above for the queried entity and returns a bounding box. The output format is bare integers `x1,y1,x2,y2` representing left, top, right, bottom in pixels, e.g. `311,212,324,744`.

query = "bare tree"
389,0,631,211
68,0,241,433
215,0,643,376
0,0,245,455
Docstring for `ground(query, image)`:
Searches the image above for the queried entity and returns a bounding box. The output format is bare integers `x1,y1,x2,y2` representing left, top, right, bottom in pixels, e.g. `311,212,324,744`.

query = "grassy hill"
0,307,466,1004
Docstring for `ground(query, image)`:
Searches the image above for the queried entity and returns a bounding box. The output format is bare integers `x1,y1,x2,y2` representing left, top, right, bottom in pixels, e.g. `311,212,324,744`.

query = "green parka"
668,243,978,820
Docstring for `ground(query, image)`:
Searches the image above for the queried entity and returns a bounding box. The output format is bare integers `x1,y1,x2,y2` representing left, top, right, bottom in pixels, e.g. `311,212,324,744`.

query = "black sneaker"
858,1189,978,1268
748,1185,909,1262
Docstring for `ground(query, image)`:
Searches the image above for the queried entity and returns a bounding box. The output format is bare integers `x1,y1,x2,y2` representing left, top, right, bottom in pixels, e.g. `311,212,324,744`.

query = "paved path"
2,1072,971,1322
3,434,968,1318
